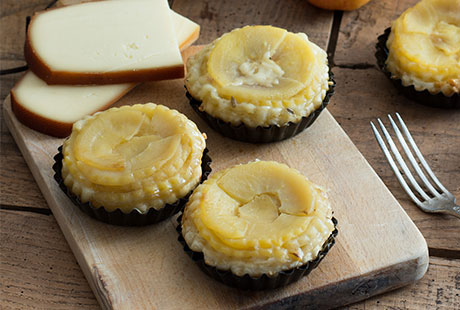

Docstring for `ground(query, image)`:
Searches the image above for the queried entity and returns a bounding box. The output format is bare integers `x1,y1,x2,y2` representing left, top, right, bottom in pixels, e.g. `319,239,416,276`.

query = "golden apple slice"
207,26,314,102
199,183,248,239
237,193,280,223
129,134,181,171
74,109,145,171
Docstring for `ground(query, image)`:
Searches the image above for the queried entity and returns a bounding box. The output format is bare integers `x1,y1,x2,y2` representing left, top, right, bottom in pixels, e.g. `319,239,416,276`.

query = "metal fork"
371,113,460,218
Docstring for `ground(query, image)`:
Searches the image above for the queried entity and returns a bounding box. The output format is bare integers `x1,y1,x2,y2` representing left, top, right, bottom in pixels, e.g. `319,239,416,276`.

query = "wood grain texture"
0,210,457,310
329,0,460,256
342,256,460,310
0,0,50,62
171,0,333,50
0,209,99,310
334,0,419,66
0,0,52,99
328,67,460,253
1,101,48,210
0,0,52,210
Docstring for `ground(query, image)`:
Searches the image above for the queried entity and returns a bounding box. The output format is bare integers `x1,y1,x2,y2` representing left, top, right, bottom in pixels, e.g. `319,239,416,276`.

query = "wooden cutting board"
3,49,428,309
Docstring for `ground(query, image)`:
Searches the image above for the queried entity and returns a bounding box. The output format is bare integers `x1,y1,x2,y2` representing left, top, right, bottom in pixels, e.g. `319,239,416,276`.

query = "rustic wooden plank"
322,0,460,255
328,67,460,253
1,70,24,100
334,0,419,66
0,100,48,210
0,0,42,195
0,0,57,99
171,0,333,50
0,209,99,310
0,0,51,72
342,256,460,310
1,208,457,310
0,0,50,62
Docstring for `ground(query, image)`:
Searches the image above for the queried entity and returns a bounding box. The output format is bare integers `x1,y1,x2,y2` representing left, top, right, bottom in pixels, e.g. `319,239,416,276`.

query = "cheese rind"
26,0,185,84
11,71,135,137
13,9,200,138
172,11,200,51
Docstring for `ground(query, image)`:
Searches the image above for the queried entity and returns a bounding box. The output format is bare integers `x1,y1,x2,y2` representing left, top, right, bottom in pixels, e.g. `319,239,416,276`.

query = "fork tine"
395,113,452,197
376,118,431,201
388,115,442,198
370,121,423,207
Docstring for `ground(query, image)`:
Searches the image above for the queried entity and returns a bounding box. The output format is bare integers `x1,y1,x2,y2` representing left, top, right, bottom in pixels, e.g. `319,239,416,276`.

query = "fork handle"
445,204,460,219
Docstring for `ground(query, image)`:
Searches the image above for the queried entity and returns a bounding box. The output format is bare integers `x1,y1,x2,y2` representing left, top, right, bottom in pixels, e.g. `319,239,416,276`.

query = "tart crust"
177,215,337,290
185,26,332,129
376,28,460,108
61,103,206,215
181,161,335,279
384,0,460,97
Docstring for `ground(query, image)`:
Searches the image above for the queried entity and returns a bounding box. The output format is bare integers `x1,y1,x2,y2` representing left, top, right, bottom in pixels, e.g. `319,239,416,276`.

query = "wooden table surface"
1,0,459,309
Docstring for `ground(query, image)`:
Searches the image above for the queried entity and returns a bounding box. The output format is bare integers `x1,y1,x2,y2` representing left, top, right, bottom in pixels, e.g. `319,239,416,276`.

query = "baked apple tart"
185,25,335,142
179,161,337,289
53,103,210,225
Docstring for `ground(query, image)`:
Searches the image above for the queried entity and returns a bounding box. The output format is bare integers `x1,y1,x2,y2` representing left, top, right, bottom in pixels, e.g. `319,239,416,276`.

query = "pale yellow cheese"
57,0,200,51
13,71,134,124
13,8,200,136
172,11,200,50
30,0,183,73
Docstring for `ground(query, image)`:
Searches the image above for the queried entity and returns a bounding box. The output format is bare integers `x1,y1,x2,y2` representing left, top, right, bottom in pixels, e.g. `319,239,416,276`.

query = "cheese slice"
10,71,135,137
57,0,200,52
172,11,200,51
11,10,200,138
26,0,185,85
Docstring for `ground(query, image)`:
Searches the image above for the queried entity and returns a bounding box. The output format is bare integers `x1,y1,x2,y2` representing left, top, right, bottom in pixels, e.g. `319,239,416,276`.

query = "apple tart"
185,25,335,143
53,103,210,225
376,0,460,108
179,161,337,290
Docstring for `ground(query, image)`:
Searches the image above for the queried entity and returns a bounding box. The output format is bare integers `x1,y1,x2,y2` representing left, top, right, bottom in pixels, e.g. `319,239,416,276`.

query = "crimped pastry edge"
53,147,212,226
176,215,338,290
186,70,336,143
376,27,460,109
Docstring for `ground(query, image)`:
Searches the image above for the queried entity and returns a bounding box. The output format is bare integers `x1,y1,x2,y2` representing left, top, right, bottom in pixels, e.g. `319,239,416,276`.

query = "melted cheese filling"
233,51,285,88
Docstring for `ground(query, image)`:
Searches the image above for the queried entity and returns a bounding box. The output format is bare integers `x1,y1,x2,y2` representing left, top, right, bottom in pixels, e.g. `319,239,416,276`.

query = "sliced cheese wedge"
173,11,200,51
10,71,135,137
11,10,200,138
56,0,200,52
26,0,184,85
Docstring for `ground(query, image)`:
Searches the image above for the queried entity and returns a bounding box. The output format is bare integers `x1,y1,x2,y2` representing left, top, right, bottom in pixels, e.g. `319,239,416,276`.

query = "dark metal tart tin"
376,27,460,109
177,215,338,290
53,146,212,226
186,71,336,143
